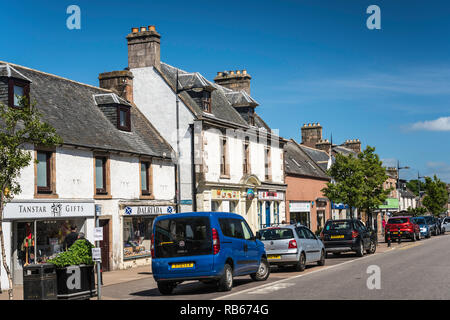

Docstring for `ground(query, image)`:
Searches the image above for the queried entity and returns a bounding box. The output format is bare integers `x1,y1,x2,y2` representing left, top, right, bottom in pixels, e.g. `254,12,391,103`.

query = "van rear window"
154,217,212,258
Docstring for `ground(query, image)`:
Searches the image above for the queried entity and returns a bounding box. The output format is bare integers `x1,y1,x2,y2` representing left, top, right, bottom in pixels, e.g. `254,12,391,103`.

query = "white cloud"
410,117,450,131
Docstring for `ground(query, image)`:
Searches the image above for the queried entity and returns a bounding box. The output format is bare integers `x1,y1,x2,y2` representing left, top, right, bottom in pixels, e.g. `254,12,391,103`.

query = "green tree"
406,179,426,197
356,146,392,228
422,175,448,217
406,206,427,216
322,152,364,219
0,97,62,299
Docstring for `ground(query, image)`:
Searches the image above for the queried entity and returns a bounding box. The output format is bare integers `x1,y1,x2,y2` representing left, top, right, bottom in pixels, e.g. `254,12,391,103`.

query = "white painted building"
0,62,175,290
100,26,287,232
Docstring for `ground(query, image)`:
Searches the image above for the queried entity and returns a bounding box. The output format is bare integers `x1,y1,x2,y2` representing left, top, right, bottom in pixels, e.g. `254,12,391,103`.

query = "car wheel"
317,250,325,266
366,240,376,254
417,232,421,241
295,252,306,272
356,240,364,257
411,232,416,242
157,281,176,295
251,258,270,281
218,264,233,292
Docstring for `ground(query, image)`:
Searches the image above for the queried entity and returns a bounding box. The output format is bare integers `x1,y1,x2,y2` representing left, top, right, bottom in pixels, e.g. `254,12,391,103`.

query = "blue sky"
1,0,449,182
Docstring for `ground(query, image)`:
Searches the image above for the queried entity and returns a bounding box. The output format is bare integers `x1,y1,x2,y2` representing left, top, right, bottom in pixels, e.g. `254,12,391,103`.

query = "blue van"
151,212,269,294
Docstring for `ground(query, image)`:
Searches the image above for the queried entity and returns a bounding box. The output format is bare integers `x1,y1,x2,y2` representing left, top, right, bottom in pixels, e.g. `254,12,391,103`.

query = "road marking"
250,282,295,294
214,252,382,300
398,242,424,250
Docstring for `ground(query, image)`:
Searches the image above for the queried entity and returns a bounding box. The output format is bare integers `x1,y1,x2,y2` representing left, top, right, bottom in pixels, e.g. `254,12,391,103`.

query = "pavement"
0,233,426,300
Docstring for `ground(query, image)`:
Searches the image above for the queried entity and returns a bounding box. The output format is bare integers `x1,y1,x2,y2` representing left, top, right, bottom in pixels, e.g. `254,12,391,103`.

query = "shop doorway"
265,202,271,227
100,219,110,272
290,212,310,229
13,221,35,285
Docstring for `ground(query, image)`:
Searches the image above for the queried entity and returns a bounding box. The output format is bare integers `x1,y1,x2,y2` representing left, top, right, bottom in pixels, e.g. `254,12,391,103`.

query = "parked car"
385,216,421,241
151,212,270,295
421,216,438,236
321,219,377,257
411,216,431,239
441,217,450,233
257,224,325,272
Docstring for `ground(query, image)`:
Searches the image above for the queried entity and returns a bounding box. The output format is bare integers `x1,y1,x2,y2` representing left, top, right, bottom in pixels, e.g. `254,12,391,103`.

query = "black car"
321,219,377,257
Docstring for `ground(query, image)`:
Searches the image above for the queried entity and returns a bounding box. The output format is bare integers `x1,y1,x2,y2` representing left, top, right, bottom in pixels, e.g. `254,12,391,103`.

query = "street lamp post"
396,160,410,212
417,171,425,207
175,70,181,214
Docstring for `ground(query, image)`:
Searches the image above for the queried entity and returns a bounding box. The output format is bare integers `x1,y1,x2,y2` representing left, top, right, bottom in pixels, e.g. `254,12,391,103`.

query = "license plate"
268,255,281,260
392,232,398,234
171,263,194,269
330,235,344,239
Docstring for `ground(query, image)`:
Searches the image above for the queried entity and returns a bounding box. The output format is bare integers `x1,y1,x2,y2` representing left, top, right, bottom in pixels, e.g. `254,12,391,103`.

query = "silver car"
257,224,325,272
442,217,450,233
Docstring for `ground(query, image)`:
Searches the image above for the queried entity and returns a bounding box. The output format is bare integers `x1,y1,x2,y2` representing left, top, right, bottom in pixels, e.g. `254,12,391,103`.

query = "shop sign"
91,248,101,262
3,201,95,220
124,205,175,216
258,191,284,201
246,189,256,201
93,227,103,241
211,189,240,200
289,202,311,213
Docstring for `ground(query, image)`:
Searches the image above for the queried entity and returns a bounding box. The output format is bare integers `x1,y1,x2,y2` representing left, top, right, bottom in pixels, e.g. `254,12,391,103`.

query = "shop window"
211,201,220,212
140,161,153,197
117,106,131,131
8,79,30,108
123,216,153,260
94,156,109,196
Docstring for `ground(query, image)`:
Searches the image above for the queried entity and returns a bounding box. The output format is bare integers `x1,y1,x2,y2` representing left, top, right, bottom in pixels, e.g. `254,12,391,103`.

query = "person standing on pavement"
382,218,386,234
63,225,78,250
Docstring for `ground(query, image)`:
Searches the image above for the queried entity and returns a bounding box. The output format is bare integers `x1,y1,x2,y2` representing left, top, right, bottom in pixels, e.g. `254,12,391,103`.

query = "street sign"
180,200,193,205
92,248,101,262
94,227,103,241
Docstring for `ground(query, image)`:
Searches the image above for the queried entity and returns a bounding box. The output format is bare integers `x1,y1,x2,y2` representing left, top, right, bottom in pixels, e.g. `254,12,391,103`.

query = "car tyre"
356,240,364,257
366,240,376,254
218,264,233,292
295,252,306,272
411,232,416,242
157,281,176,295
317,250,326,266
251,258,270,281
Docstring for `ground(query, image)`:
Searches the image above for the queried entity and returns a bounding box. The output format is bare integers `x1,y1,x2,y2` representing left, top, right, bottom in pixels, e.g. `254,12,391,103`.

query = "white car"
441,217,450,233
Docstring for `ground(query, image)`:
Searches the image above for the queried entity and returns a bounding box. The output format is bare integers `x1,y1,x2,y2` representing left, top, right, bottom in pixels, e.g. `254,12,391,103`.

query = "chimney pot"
132,27,139,33
148,25,156,32
140,26,147,32
243,70,247,74
236,70,241,74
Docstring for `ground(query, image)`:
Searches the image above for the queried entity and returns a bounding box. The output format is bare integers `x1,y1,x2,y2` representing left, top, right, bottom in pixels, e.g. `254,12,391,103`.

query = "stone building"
99,26,287,232
0,61,175,289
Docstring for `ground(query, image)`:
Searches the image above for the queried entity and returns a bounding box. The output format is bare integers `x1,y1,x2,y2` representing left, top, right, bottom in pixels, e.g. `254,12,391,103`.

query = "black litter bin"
23,264,57,300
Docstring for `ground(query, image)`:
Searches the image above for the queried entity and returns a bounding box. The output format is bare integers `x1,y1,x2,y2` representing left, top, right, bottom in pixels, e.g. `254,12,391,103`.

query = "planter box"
56,264,96,300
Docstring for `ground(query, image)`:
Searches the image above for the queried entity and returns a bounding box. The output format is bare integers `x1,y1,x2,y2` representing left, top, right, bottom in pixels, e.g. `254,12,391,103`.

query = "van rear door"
154,216,213,274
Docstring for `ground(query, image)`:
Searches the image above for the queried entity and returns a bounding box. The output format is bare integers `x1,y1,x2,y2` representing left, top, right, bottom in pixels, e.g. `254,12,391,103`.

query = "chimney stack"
99,70,134,103
315,139,332,155
343,139,361,153
301,123,323,148
214,70,252,95
126,25,161,70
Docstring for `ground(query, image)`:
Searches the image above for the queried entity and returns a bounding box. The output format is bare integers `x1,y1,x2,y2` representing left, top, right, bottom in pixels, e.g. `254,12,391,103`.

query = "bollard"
398,227,401,244
387,231,391,247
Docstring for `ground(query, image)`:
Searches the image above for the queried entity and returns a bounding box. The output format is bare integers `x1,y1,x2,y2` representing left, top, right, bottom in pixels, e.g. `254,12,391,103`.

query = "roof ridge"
0,60,112,93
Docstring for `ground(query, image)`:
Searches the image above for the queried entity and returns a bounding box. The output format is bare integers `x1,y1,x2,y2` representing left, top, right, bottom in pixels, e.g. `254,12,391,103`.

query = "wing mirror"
255,231,261,240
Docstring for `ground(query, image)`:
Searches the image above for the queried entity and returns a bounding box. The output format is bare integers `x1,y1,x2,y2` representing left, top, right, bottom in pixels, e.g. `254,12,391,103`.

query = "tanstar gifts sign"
3,201,95,220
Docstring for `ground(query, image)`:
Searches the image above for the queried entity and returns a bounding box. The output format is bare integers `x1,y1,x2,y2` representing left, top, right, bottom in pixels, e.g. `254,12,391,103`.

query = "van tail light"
151,233,155,259
352,231,359,238
212,228,220,255
288,239,297,249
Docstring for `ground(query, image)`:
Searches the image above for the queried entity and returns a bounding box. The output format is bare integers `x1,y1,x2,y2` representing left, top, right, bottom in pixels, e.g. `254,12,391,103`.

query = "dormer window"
202,91,211,113
117,106,131,131
9,79,30,108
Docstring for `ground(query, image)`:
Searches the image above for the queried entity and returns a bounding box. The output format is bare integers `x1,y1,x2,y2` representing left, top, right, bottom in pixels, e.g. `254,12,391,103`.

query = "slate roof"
399,189,416,199
285,140,329,179
333,145,357,156
299,144,333,172
0,61,173,158
159,62,249,127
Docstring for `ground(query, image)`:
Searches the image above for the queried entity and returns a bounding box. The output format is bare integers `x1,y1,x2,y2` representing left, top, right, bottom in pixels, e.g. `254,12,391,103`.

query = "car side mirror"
255,231,261,240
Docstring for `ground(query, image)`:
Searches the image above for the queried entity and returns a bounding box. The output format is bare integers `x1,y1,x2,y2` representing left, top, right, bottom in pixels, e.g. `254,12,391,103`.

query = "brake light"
352,230,359,238
288,239,297,249
212,228,220,255
151,233,155,259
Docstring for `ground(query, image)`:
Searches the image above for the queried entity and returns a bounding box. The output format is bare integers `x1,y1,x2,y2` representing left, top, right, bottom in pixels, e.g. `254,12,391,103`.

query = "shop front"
2,200,95,286
210,189,241,213
257,190,285,229
120,203,175,268
289,201,311,229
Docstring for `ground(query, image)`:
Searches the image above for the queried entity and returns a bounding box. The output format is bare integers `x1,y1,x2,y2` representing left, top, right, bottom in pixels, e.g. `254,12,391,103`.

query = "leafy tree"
0,97,62,299
407,206,427,216
356,146,392,228
422,175,448,216
322,152,363,219
406,179,426,197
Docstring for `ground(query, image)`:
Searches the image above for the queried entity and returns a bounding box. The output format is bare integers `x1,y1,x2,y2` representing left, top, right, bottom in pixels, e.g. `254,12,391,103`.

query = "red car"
385,216,421,242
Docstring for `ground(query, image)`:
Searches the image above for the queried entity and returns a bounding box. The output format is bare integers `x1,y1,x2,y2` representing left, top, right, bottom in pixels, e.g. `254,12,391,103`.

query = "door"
14,221,35,285
218,218,247,275
99,219,110,272
265,202,271,227
443,218,450,232
303,227,321,261
356,221,370,249
240,219,260,272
